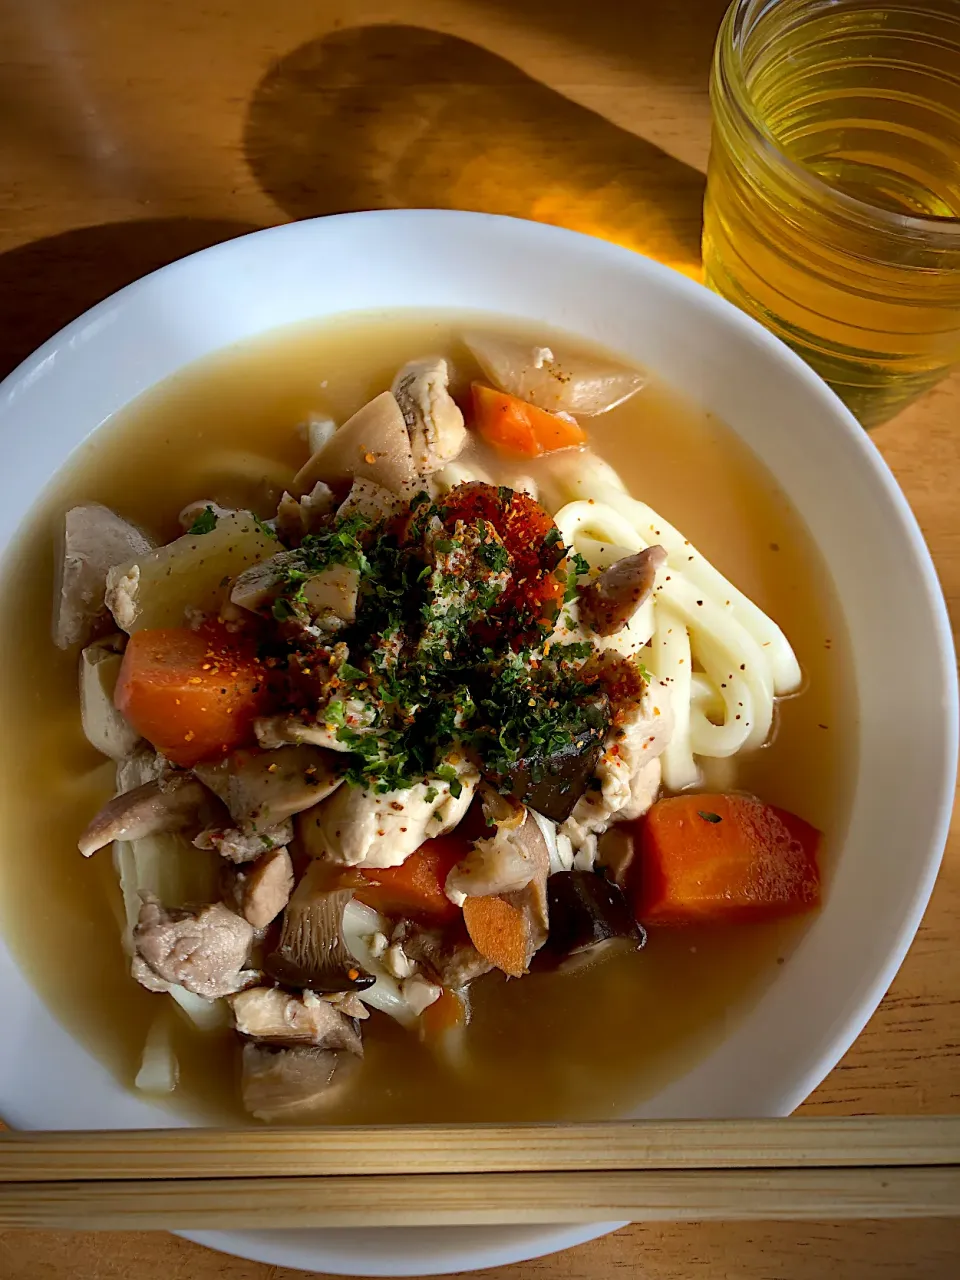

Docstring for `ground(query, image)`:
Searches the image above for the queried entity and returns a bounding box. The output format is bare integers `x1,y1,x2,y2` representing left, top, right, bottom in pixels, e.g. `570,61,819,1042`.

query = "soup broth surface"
0,312,854,1123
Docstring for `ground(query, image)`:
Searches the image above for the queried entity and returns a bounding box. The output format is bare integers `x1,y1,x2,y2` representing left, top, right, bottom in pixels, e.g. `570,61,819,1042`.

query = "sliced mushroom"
53,504,153,649
544,870,645,971
578,545,667,638
230,845,294,928
391,356,466,474
193,745,344,833
79,636,141,760
240,1043,356,1121
230,986,363,1055
465,332,645,416
293,391,416,497
265,864,374,993
78,775,212,857
487,704,609,825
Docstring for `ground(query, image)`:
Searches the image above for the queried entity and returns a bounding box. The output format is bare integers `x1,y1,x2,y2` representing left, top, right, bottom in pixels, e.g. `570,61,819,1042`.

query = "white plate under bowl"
0,212,955,1276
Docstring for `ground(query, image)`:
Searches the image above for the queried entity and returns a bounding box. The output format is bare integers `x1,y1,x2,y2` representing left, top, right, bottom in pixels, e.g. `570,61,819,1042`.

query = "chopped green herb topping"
188,506,218,535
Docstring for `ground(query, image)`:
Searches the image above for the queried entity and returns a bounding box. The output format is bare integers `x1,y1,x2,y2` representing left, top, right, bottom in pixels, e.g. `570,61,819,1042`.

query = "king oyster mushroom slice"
445,790,550,905
464,332,645,416
292,391,417,497
78,775,213,857
230,986,364,1056
391,356,466,474
193,745,344,833
79,635,142,760
265,862,374,993
53,503,154,650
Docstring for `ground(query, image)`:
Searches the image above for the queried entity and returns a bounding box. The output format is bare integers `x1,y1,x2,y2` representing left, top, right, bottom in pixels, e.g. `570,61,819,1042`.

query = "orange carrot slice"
472,383,586,458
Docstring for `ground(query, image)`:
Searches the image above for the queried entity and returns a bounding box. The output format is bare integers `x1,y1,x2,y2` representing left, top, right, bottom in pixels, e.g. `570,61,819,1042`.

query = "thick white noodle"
540,451,801,695
650,601,699,791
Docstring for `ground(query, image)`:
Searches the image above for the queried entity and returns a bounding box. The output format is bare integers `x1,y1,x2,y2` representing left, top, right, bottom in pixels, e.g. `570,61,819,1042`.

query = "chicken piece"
254,699,378,752
392,357,466,475
78,775,211,857
560,678,672,863
133,897,255,998
116,747,170,794
595,823,637,890
79,636,141,760
193,818,293,864
578,545,667,637
230,986,364,1056
231,845,294,928
53,504,153,649
275,482,336,545
193,745,343,833
298,764,479,868
444,791,549,905
397,921,493,988
293,391,417,496
241,1043,355,1121
322,991,370,1020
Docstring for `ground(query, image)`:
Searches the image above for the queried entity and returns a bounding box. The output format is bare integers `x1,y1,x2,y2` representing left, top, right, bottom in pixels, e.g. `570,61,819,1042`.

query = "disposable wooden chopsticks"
2,1117,959,1229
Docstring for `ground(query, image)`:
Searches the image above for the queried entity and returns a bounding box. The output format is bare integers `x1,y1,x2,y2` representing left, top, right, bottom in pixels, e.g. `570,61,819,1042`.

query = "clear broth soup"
0,313,855,1123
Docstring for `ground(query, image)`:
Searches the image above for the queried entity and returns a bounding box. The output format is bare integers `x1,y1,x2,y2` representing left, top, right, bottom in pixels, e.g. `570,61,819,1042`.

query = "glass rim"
717,0,960,240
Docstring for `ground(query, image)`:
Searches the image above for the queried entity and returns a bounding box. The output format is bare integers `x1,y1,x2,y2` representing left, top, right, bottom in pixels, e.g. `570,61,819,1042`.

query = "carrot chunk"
471,383,587,458
633,794,821,925
355,834,467,925
462,894,529,977
114,623,272,767
419,988,468,1039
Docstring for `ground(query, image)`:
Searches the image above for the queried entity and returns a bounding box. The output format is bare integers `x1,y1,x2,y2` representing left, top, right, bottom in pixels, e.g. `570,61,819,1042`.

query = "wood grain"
5,1168,960,1230
0,0,957,1275
4,1117,960,1181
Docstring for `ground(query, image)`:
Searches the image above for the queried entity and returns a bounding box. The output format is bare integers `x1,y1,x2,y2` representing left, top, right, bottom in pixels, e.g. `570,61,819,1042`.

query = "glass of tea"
701,0,960,426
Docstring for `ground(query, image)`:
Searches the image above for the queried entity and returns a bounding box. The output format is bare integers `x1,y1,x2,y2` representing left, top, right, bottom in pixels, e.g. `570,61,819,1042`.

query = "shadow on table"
480,0,731,85
0,218,261,380
243,25,706,275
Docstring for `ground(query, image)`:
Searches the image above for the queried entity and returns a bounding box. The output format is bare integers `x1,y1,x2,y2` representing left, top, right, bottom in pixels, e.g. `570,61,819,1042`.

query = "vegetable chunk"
472,383,587,458
114,623,273,767
106,511,277,632
356,835,468,925
634,793,821,925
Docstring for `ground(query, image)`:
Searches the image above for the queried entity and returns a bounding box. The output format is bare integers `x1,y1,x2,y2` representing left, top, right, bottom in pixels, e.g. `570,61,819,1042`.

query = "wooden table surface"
0,0,957,1276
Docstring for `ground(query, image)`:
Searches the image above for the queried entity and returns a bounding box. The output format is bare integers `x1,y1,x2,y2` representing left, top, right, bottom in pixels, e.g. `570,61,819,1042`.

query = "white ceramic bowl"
0,212,955,1276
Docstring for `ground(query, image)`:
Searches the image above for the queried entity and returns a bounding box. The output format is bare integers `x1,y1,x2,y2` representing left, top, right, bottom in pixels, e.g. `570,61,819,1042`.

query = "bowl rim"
0,209,956,1278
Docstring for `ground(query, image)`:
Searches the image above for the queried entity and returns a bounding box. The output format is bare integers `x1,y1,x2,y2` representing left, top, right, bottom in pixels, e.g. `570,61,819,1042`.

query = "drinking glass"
702,0,960,425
